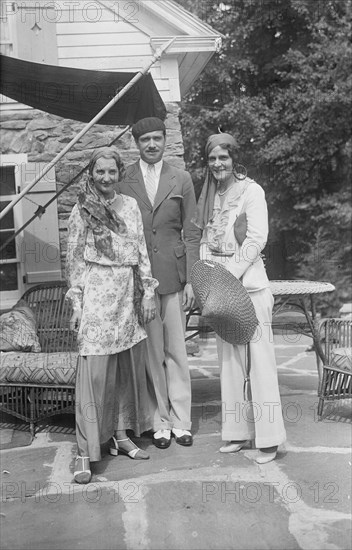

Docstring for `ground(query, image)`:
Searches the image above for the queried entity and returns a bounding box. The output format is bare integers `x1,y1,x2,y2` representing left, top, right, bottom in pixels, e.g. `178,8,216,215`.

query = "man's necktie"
145,164,157,206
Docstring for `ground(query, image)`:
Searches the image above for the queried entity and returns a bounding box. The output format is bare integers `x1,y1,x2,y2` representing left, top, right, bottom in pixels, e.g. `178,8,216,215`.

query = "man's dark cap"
131,117,166,140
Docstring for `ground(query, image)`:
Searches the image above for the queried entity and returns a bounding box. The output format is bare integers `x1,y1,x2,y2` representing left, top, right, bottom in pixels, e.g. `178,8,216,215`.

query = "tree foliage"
176,0,352,314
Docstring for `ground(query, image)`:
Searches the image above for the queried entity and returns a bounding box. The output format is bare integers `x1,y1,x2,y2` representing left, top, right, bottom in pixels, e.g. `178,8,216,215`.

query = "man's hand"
69,309,82,332
182,283,195,311
142,296,157,324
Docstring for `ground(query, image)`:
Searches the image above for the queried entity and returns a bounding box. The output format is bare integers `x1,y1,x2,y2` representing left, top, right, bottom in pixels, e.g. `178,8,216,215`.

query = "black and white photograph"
0,1,351,549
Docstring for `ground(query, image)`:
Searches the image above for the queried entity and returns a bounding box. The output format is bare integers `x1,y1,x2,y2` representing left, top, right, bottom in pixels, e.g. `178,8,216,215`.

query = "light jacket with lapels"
117,160,201,295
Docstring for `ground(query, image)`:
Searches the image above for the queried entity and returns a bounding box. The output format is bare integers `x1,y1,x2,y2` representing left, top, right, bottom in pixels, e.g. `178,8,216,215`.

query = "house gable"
1,0,221,104
0,1,221,303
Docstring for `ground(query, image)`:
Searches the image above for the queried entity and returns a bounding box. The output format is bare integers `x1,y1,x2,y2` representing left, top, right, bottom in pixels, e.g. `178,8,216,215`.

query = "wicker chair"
318,318,352,420
0,281,77,436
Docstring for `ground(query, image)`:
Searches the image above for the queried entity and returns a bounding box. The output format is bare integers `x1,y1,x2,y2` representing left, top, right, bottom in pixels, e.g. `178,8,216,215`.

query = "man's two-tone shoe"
152,429,171,449
172,428,193,446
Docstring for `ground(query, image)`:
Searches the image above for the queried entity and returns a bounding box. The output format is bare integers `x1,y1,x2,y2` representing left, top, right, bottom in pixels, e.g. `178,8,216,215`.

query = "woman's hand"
69,309,82,332
182,283,195,311
142,296,157,324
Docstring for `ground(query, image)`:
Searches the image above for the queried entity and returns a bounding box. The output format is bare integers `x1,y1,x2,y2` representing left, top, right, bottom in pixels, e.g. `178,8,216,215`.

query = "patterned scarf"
77,176,127,261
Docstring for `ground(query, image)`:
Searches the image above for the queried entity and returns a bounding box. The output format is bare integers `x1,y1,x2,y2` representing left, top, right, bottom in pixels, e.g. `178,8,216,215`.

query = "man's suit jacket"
117,161,200,295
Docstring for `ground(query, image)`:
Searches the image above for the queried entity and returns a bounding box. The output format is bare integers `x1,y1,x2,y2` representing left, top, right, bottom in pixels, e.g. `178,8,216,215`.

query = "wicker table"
186,279,335,381
270,280,335,378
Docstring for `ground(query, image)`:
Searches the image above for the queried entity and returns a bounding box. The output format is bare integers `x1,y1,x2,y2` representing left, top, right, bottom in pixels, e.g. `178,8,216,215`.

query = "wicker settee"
318,318,352,419
0,280,203,436
0,281,78,436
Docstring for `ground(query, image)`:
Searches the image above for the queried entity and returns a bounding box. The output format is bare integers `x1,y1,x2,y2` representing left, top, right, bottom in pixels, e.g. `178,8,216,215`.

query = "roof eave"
150,35,222,54
141,0,221,38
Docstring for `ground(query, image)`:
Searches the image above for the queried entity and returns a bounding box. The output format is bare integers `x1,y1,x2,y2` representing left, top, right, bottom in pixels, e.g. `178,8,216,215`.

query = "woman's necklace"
217,177,237,197
105,192,117,205
217,186,232,196
106,192,123,213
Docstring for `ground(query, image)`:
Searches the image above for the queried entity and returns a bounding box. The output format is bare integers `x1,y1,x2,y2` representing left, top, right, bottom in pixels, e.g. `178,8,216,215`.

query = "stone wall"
0,102,185,274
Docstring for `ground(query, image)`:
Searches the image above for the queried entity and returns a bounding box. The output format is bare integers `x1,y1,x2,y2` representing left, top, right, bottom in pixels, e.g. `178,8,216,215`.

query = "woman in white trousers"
194,133,286,464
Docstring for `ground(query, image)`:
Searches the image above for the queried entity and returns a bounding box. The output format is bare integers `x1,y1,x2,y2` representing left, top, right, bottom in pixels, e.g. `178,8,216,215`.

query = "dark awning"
0,54,166,124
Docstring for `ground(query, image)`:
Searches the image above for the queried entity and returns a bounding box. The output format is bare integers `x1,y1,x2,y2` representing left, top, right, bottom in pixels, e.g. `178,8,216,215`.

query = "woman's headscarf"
193,133,238,230
86,146,125,180
77,147,127,260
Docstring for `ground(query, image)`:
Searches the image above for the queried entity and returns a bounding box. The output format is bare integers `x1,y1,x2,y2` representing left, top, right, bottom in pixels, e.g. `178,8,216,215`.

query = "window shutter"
14,3,58,64
0,8,14,57
19,163,62,284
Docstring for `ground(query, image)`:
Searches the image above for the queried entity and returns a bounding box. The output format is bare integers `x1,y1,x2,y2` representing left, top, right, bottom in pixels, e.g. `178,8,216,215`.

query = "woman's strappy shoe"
74,456,91,484
109,436,149,460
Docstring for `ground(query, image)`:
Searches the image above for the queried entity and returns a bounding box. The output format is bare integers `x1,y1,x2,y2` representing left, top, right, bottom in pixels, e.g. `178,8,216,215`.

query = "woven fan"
191,260,258,345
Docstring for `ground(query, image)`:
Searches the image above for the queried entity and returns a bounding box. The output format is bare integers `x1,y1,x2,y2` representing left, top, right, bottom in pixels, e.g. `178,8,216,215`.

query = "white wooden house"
0,0,221,310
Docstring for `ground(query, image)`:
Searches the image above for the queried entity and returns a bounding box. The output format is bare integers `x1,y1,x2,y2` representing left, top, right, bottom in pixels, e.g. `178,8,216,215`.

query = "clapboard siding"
0,97,30,111
55,58,177,102
58,43,152,59
57,21,141,35
56,5,155,76
58,57,157,71
55,1,140,24
57,33,146,48
54,4,182,103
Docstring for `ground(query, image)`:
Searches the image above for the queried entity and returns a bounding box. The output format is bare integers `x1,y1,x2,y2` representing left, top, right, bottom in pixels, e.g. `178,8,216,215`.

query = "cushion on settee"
0,351,78,385
0,301,41,352
331,348,352,373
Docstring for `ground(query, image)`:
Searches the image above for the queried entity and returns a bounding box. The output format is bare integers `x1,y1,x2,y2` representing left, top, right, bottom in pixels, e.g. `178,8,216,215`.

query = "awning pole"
0,37,176,221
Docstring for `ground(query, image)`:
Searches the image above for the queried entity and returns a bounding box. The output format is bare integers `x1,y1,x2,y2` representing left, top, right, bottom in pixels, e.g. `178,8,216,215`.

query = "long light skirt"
217,287,287,449
75,343,151,462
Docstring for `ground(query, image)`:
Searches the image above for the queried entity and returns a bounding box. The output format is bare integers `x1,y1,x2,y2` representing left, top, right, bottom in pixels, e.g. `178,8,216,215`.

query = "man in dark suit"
117,117,200,448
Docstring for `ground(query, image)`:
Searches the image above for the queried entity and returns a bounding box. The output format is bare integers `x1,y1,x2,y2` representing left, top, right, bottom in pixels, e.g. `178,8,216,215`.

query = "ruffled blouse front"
200,177,270,291
204,179,250,255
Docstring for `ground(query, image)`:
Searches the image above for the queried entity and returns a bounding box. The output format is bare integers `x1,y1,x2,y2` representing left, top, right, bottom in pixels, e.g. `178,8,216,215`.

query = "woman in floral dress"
66,147,158,483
